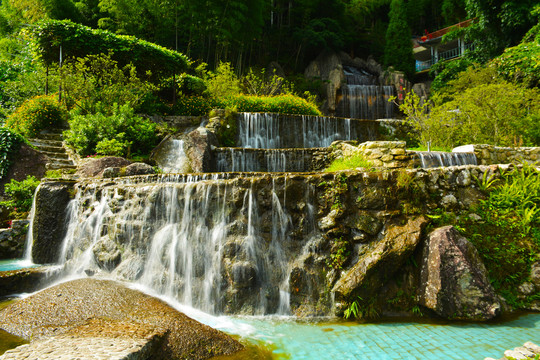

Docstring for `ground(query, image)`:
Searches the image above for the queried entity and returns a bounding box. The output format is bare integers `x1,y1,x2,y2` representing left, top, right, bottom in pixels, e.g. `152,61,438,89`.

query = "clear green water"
206,314,540,360
1,286,538,359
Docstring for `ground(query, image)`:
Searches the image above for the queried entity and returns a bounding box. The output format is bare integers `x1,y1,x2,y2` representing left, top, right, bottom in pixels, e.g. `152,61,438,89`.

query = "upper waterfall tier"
237,113,379,149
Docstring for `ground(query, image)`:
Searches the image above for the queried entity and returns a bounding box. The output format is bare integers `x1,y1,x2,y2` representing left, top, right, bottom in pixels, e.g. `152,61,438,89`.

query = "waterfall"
215,148,309,173
237,113,378,149
153,139,190,173
22,184,42,263
416,151,478,168
339,66,395,120
56,175,318,315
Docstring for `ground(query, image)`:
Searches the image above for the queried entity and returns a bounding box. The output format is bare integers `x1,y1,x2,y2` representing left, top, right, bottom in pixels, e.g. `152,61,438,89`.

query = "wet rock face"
32,181,76,264
0,220,28,259
332,216,428,309
0,278,243,360
184,127,219,172
419,226,500,320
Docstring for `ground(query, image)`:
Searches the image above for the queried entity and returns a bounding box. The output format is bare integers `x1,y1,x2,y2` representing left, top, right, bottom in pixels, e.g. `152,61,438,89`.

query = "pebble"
485,341,540,360
0,335,154,360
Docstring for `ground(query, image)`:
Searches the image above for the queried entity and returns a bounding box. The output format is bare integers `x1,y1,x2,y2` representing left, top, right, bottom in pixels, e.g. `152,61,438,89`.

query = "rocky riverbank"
0,278,244,360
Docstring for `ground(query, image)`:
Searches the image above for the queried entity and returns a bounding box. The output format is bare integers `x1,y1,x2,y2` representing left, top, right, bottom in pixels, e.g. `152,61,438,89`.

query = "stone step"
40,151,71,160
38,132,64,141
31,144,65,154
29,138,64,148
46,163,77,170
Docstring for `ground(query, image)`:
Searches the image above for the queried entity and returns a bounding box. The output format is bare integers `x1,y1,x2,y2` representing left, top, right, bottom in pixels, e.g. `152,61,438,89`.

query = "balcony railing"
415,43,474,72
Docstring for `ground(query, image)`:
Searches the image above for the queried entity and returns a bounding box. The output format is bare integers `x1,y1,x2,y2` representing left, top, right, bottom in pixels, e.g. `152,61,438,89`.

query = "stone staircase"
29,130,76,171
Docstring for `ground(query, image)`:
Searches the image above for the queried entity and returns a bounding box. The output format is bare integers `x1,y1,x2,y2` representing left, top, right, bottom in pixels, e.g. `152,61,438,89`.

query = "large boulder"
0,278,244,360
304,50,344,114
77,156,132,178
149,135,192,173
418,226,500,320
31,181,76,264
332,216,428,307
183,127,219,172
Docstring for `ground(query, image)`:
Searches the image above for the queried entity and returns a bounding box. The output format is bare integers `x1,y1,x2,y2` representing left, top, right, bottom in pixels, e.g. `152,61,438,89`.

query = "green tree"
384,0,415,78
464,0,537,62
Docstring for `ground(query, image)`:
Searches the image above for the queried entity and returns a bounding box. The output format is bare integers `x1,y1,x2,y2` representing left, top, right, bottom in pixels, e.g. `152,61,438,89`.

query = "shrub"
205,62,241,98
174,94,322,116
0,175,40,219
429,57,474,93
0,127,23,178
61,52,154,115
64,104,158,157
220,94,322,116
399,80,540,148
5,95,66,138
491,36,540,88
32,20,190,81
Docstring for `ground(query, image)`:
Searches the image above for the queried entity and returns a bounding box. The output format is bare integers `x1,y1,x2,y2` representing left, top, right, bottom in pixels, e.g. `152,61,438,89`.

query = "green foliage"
32,20,190,80
221,94,322,116
343,296,379,320
60,52,154,115
435,165,540,309
0,175,40,219
402,66,540,148
242,68,285,96
95,137,130,157
428,83,540,147
64,103,158,157
384,0,415,78
463,0,538,62
325,154,373,172
490,27,540,88
5,95,66,138
0,127,23,178
174,94,322,117
429,57,474,92
327,237,351,270
176,74,207,96
205,62,241,99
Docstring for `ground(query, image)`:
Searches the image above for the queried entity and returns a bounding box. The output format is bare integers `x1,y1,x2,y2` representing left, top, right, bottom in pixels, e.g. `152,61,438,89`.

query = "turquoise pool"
204,313,540,360
0,259,36,272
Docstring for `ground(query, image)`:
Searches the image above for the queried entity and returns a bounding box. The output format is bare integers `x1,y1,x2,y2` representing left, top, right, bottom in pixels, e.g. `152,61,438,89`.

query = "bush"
61,53,154,115
32,20,190,81
219,94,322,116
429,57,474,93
5,95,66,138
0,127,23,178
205,62,241,98
0,175,40,219
64,104,158,157
491,35,540,88
174,94,322,116
428,83,540,147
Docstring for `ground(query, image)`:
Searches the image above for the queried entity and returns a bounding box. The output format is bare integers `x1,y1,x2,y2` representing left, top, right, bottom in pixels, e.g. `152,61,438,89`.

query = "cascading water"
339,66,395,120
238,113,377,149
215,148,309,173
416,151,478,168
57,174,320,315
152,139,190,173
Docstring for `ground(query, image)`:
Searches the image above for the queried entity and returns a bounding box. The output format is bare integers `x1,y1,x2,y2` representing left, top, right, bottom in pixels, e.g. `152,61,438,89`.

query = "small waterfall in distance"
416,151,478,168
339,66,395,120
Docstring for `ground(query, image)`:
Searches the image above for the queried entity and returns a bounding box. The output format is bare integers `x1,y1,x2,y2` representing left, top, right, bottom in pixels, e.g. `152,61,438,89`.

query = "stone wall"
0,220,29,259
473,144,540,165
331,140,412,169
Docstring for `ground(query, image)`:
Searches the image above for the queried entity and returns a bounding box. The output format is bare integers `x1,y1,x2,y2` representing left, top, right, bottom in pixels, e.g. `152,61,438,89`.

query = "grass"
325,154,373,172
407,145,451,152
